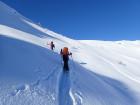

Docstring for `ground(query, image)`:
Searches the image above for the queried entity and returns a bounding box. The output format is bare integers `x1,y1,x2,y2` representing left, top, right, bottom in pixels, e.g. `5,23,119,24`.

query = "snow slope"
1,1,140,105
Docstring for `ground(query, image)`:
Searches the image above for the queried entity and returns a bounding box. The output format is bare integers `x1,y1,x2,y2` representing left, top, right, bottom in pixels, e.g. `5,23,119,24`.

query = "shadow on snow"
58,72,72,105
70,61,138,105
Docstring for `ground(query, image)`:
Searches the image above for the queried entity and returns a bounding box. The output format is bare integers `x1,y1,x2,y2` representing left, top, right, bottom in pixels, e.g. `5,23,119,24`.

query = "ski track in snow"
97,54,140,84
58,71,73,105
9,61,62,104
43,65,60,81
70,90,83,105
68,60,83,105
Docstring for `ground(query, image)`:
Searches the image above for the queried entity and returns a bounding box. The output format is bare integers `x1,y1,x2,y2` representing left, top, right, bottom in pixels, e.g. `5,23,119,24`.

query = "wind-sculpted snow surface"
0,36,60,105
1,1,140,105
69,62,138,105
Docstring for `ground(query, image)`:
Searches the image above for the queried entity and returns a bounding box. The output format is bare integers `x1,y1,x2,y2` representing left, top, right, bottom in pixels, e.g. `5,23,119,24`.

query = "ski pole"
70,54,76,70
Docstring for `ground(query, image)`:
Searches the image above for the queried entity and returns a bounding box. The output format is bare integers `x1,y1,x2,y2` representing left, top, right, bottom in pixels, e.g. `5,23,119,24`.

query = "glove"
70,52,72,55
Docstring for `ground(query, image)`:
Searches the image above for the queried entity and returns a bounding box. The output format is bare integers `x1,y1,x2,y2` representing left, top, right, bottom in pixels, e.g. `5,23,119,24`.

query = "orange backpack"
63,47,69,55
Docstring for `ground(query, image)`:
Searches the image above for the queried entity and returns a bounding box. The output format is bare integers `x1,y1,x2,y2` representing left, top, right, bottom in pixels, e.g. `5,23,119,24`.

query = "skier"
60,47,72,71
48,41,55,50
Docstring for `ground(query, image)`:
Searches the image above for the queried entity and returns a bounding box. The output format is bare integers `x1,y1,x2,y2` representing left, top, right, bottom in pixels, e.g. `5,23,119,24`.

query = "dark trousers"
63,60,69,71
63,55,69,71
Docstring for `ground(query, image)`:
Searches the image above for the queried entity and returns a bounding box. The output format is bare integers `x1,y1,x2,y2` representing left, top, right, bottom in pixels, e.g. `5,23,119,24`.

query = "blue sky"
1,0,140,40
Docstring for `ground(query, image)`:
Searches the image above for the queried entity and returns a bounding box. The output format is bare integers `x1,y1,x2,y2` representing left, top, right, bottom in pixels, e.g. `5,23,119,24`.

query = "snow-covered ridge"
0,0,73,44
1,1,140,105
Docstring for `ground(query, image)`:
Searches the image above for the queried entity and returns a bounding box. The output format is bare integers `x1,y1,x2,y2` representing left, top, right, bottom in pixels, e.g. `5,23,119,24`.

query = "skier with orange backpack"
60,47,72,71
